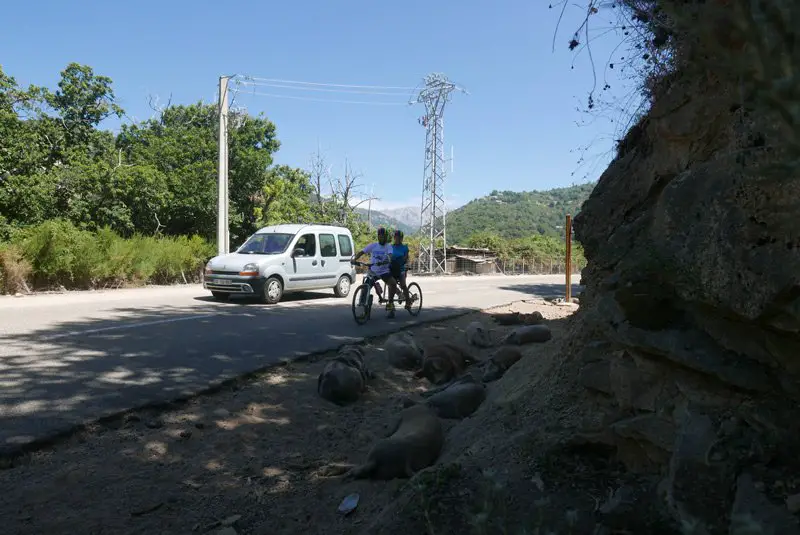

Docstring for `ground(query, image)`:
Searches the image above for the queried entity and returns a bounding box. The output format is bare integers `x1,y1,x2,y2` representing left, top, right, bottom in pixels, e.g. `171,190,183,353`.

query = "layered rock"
571,24,800,533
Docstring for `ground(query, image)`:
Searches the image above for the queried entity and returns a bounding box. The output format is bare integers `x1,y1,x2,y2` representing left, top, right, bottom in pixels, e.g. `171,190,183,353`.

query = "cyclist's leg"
399,271,412,306
381,273,397,315
389,266,403,301
368,270,383,301
397,270,412,309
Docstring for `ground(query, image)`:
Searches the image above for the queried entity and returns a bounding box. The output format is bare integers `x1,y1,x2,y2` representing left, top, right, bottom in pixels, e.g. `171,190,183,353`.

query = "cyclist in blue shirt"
352,227,405,317
390,230,412,313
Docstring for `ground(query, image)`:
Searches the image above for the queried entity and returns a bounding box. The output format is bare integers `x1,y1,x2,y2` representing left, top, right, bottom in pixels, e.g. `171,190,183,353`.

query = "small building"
445,246,498,275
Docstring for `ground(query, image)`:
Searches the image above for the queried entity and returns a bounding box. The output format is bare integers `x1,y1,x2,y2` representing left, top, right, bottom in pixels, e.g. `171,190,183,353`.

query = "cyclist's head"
393,230,404,244
377,226,387,244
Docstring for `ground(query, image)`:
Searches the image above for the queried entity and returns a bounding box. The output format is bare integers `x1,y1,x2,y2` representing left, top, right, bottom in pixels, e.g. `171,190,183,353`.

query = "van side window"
295,233,316,256
337,234,353,256
319,233,337,257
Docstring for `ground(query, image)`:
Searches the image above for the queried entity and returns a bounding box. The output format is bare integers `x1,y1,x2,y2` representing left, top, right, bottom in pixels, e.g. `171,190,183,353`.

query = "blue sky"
1,0,641,212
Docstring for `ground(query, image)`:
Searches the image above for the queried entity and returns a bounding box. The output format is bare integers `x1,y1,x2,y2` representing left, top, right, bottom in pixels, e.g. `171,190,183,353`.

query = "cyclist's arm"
353,243,373,261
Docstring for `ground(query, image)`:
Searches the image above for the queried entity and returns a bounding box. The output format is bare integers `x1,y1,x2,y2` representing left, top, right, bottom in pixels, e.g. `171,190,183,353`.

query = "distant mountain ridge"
352,182,596,244
353,207,415,234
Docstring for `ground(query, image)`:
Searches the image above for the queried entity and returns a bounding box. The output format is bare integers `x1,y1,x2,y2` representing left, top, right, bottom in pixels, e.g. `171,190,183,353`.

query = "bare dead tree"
307,147,332,219
147,93,173,123
327,158,378,226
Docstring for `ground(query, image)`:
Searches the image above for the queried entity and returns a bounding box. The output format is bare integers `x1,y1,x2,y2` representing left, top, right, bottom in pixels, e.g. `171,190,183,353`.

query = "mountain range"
353,182,596,245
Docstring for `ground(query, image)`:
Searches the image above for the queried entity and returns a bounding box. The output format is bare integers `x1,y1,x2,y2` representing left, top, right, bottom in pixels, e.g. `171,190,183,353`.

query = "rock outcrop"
571,11,800,532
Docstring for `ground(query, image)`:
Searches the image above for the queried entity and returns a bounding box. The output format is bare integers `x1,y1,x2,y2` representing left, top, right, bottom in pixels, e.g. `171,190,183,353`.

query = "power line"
237,75,416,91
237,80,412,97
239,89,411,106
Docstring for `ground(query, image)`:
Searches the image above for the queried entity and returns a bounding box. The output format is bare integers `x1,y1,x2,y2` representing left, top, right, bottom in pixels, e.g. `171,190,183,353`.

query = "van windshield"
237,233,294,255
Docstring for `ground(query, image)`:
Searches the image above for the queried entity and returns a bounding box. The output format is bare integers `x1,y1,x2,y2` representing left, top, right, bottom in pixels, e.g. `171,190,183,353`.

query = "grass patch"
0,219,214,293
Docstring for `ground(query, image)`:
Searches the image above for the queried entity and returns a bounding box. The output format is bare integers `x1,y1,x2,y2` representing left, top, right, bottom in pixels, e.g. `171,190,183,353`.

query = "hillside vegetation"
446,182,595,244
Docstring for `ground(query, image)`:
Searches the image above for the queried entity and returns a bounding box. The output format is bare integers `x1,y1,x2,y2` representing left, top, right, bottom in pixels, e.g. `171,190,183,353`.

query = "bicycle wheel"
351,284,372,325
405,282,423,316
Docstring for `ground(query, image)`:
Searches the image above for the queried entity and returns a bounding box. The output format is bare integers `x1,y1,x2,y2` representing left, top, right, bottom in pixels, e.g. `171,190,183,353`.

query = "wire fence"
407,256,585,276
493,257,585,276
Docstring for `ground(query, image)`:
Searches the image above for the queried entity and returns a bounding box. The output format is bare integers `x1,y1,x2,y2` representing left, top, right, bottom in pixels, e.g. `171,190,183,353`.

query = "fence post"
565,214,572,301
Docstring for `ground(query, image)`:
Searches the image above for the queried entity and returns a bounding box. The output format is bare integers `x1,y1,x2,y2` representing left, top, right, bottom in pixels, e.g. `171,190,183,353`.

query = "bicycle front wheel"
351,284,372,325
405,282,423,316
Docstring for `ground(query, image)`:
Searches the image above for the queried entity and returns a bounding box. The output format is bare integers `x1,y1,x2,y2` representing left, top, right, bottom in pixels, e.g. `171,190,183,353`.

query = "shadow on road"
498,282,583,299
0,291,484,455
192,290,336,305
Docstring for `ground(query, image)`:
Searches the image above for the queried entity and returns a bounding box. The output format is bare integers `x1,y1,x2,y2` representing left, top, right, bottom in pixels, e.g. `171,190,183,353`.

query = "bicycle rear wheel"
404,282,423,316
351,284,372,325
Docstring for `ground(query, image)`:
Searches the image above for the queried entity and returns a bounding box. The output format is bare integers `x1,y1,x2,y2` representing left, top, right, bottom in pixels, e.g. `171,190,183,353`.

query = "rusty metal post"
565,214,572,301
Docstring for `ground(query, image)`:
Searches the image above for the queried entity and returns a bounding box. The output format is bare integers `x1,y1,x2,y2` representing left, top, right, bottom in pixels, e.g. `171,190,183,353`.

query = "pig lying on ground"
317,345,371,405
490,311,544,326
343,404,444,480
465,321,494,348
414,342,478,385
403,375,486,419
481,346,524,382
384,331,424,370
502,324,552,345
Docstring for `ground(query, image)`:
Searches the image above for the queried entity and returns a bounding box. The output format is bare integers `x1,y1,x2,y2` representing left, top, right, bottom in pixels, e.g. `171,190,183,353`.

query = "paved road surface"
0,274,580,454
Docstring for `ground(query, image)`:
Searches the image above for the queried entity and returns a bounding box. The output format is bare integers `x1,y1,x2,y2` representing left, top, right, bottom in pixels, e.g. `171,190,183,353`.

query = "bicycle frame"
363,271,408,304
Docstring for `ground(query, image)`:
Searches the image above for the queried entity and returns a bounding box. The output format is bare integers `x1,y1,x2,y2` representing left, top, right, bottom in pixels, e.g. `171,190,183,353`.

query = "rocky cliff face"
572,36,800,534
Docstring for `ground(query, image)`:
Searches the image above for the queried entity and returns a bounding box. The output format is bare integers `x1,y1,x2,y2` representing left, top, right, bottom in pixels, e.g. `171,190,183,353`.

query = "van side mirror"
292,248,305,257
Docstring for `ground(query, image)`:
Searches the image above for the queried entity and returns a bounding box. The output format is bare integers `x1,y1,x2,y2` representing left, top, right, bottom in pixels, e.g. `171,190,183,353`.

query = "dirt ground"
0,298,582,535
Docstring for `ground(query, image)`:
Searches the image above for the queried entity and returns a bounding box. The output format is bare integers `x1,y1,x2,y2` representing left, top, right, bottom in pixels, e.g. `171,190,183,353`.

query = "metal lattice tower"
412,73,466,274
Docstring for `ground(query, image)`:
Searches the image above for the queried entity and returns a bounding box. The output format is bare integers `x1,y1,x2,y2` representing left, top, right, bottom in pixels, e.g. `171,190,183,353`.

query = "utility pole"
217,75,230,256
412,73,467,273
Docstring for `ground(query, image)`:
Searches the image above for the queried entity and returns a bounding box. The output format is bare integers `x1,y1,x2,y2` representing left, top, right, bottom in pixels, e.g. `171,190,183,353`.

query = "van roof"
254,223,352,235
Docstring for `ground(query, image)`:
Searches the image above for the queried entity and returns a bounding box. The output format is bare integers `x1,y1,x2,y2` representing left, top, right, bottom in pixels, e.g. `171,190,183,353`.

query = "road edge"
0,299,530,464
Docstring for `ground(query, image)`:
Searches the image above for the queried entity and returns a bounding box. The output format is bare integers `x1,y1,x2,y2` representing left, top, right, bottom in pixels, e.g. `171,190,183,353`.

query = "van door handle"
321,260,326,267
312,260,317,266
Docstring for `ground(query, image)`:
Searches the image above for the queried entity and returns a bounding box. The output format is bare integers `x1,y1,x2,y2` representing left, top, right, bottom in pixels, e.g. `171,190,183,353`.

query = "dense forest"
445,183,595,244
0,63,586,294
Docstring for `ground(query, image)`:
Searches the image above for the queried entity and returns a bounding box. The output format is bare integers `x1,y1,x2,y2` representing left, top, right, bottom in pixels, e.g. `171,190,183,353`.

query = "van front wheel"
261,276,283,304
334,275,351,298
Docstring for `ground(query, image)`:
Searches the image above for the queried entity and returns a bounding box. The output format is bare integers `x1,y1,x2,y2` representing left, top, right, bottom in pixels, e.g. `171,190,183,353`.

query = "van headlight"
239,263,259,277
204,264,213,275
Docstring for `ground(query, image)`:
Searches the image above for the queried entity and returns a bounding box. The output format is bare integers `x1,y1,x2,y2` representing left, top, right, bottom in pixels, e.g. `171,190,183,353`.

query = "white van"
203,223,358,304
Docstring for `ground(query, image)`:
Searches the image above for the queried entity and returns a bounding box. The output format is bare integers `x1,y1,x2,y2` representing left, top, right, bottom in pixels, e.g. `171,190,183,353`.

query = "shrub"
0,220,215,293
0,244,32,294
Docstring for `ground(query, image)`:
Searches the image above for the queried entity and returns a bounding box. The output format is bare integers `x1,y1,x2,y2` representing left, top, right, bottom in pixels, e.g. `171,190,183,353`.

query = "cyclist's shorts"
390,264,405,279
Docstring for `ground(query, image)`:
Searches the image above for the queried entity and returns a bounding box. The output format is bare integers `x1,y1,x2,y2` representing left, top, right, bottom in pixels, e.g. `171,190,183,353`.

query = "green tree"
116,103,280,242
466,231,508,255
45,63,124,146
254,165,313,226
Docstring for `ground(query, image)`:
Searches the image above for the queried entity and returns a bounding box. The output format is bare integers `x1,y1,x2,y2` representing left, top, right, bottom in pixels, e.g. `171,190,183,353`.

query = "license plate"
215,279,233,285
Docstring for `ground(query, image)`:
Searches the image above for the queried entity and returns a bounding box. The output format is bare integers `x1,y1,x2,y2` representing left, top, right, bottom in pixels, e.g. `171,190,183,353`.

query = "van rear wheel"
261,276,283,304
334,275,351,298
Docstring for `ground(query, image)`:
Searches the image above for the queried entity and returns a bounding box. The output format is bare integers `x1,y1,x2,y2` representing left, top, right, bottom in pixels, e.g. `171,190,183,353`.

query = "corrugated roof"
453,255,496,263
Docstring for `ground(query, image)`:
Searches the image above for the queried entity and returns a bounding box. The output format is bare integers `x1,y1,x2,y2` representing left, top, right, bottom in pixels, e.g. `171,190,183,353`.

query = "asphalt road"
0,274,580,454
